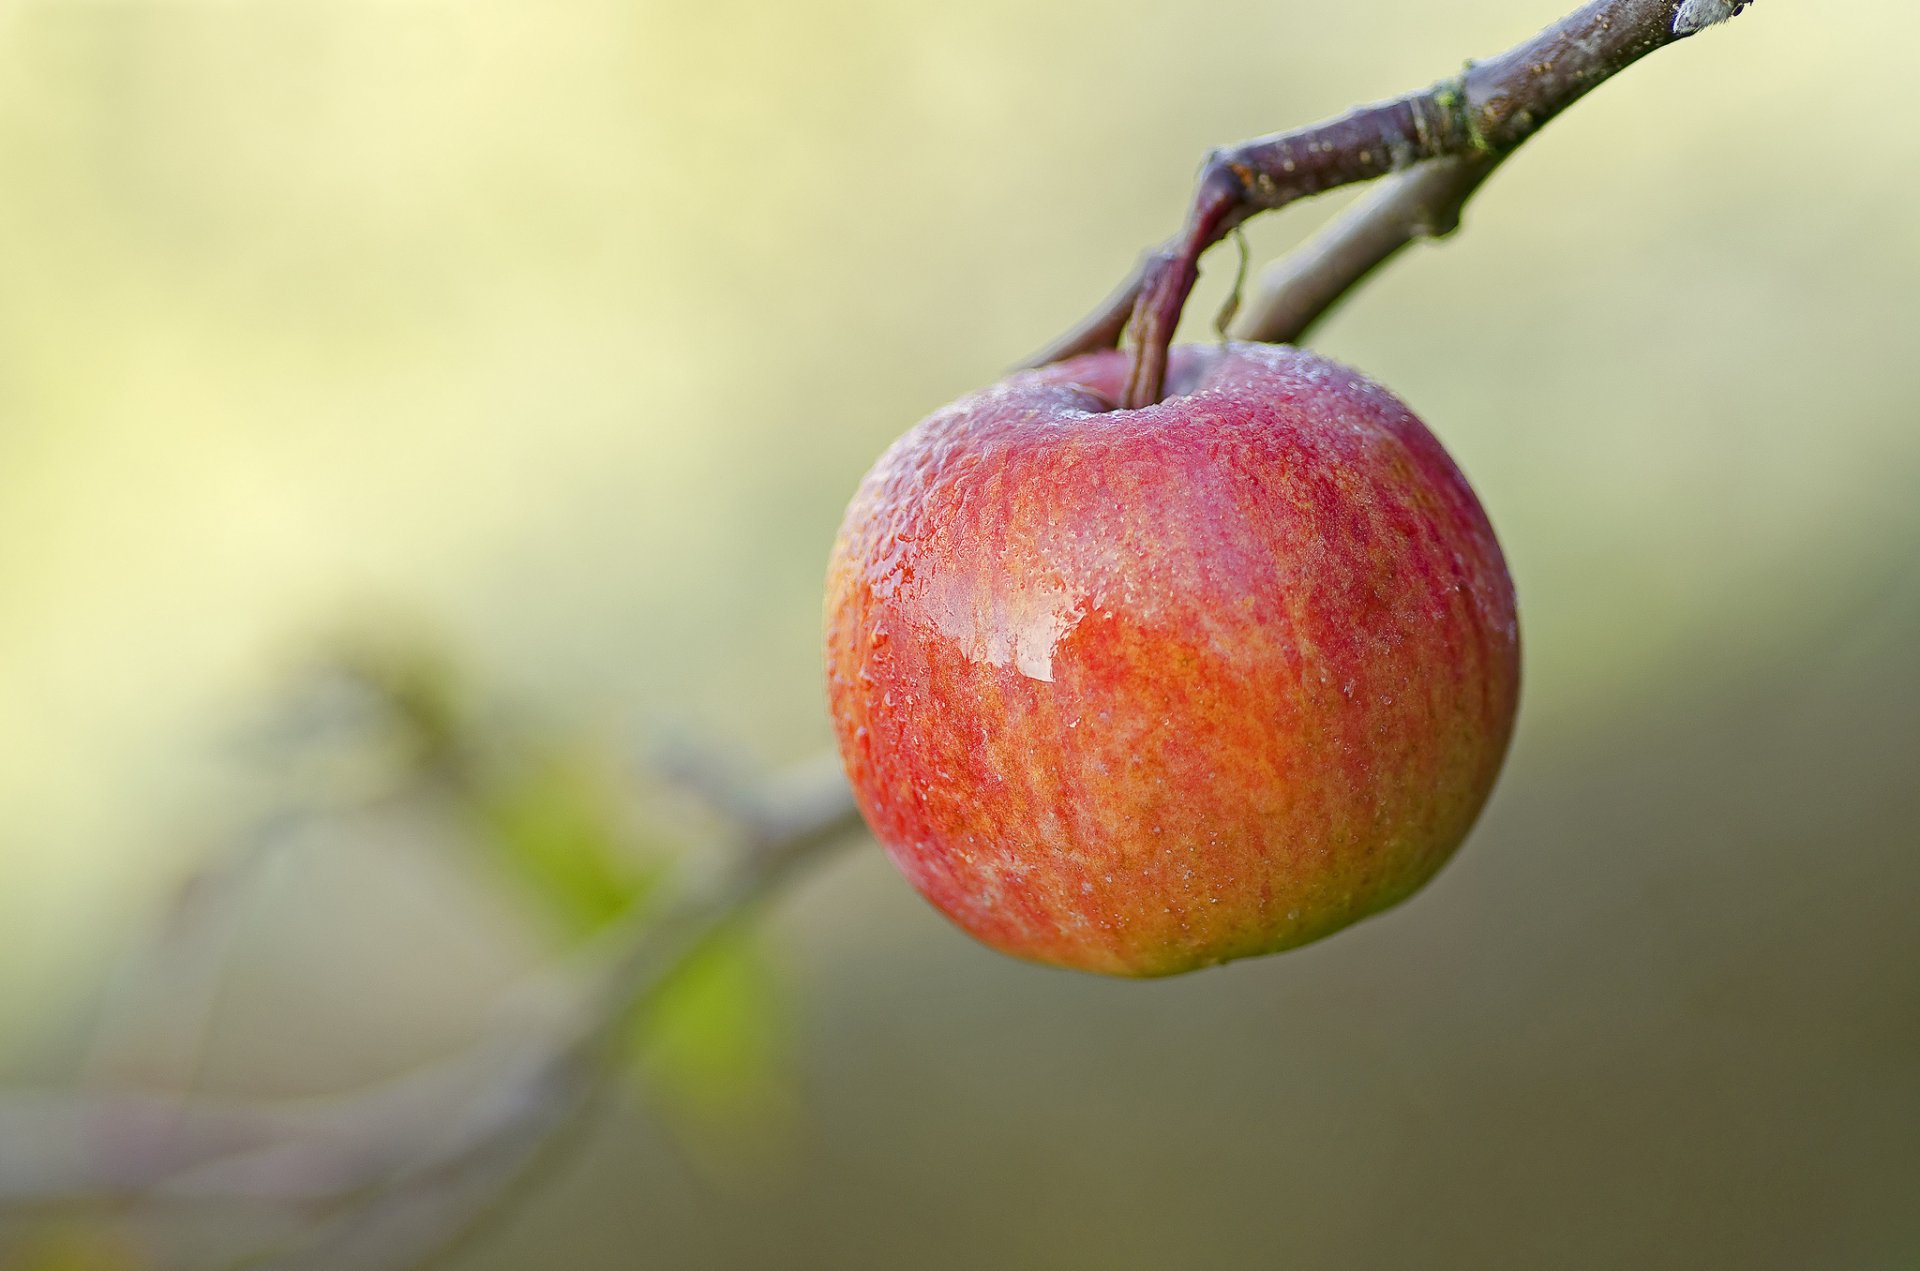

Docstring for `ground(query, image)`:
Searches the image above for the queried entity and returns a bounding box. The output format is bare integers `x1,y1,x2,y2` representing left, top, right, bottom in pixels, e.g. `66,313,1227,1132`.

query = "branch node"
1674,0,1750,35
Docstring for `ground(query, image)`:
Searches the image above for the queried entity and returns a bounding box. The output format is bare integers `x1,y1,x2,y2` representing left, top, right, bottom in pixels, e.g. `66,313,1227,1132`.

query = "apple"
824,342,1519,976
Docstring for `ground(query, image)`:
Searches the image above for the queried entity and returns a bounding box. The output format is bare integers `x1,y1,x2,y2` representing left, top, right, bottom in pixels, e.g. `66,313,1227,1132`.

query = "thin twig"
1028,0,1756,405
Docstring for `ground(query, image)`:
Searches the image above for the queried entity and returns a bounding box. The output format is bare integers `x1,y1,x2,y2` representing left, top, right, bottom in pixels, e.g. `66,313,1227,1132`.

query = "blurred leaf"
473,745,659,939
631,927,794,1164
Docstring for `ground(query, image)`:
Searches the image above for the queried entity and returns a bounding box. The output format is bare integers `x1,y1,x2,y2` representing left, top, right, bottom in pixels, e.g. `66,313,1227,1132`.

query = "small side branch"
1234,154,1502,346
1029,0,1757,406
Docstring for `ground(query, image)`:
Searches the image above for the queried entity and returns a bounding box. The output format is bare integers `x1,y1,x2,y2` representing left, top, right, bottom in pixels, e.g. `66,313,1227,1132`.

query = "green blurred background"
2,0,1917,1266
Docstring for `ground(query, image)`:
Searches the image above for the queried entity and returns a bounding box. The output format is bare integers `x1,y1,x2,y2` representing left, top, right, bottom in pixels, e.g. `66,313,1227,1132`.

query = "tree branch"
0,756,863,1271
1232,153,1502,346
246,762,859,1271
1028,0,1757,406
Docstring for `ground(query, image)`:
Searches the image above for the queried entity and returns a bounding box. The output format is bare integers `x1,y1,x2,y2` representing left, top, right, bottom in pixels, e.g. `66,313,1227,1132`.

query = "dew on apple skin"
829,343,1518,976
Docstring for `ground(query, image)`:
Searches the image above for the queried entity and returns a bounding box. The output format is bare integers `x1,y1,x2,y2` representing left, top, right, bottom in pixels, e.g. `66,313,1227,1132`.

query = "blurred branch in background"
0,643,860,1270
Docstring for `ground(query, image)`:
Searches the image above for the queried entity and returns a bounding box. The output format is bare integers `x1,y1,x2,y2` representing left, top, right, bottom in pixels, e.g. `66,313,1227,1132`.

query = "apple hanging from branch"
825,344,1518,975
823,0,1753,975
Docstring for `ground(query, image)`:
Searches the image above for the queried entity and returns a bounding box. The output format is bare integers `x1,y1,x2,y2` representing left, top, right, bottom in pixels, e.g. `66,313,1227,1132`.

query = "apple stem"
1026,0,1761,406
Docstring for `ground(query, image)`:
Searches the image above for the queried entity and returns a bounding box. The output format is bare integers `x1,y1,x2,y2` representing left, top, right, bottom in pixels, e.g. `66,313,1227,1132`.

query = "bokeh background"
2,0,1917,1267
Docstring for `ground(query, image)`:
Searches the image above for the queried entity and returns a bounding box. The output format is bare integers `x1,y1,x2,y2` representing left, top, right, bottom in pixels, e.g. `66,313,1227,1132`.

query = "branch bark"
1028,0,1756,406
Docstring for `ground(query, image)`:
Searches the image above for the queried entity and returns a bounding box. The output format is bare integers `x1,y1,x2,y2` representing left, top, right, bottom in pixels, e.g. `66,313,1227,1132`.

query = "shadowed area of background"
1,0,1916,1267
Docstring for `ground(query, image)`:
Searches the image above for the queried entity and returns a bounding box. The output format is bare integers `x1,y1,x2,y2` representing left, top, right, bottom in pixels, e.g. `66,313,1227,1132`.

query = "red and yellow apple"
824,343,1519,976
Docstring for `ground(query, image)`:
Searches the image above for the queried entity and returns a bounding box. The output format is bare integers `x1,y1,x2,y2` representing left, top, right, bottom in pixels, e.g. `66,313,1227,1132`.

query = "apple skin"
824,342,1519,977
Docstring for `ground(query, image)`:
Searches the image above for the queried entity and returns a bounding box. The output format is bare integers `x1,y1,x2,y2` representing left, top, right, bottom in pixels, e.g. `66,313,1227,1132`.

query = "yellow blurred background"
1,0,1917,1266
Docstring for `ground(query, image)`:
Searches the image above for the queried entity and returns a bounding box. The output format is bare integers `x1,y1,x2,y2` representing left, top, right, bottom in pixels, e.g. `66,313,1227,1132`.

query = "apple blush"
824,343,1519,976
